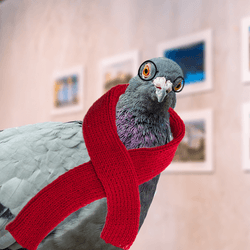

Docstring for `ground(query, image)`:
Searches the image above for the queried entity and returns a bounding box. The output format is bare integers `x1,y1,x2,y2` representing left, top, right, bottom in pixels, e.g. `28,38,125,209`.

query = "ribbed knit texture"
6,84,185,250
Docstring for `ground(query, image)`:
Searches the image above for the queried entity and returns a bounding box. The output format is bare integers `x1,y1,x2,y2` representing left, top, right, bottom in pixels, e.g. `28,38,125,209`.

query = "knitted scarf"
6,84,185,250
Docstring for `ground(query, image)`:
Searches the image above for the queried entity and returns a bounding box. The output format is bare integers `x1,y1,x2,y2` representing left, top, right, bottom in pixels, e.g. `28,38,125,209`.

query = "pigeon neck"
115,108,170,149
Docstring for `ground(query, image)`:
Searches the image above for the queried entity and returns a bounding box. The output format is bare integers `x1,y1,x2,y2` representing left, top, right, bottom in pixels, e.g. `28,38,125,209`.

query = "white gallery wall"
1,0,250,250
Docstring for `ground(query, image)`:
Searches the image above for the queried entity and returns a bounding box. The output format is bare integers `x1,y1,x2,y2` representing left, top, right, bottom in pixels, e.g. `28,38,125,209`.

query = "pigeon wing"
0,121,90,249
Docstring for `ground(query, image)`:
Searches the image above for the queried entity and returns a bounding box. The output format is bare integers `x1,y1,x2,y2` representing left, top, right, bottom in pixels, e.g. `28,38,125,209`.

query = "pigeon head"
117,57,184,114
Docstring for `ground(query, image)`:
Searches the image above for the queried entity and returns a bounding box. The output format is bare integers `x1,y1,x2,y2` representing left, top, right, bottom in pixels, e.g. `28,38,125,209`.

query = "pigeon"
0,57,184,250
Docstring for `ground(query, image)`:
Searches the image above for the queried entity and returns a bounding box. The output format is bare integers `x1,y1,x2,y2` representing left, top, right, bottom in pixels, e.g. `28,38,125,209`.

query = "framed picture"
164,109,213,173
98,50,140,97
242,102,250,171
241,17,250,82
51,66,84,115
157,29,213,96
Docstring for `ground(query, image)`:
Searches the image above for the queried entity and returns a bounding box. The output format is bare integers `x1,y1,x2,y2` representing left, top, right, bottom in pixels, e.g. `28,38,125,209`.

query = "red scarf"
6,84,185,250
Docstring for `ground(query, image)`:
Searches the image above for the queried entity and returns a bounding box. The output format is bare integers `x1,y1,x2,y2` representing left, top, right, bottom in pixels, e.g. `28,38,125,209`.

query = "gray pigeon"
0,57,184,250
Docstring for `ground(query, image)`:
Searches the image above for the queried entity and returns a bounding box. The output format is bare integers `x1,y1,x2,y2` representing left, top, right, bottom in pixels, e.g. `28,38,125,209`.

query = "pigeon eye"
174,83,182,91
138,60,158,81
142,64,151,78
173,77,185,92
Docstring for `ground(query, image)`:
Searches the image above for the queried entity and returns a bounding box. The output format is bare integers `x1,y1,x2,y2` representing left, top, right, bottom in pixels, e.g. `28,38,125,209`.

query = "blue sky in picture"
164,41,205,85
57,75,78,106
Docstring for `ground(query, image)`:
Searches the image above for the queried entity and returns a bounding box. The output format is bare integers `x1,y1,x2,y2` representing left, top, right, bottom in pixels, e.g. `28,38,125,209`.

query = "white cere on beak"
153,77,173,103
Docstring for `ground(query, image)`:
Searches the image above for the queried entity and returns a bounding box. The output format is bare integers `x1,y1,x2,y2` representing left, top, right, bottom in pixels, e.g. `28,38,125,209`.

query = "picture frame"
157,29,213,96
164,109,213,173
51,66,84,116
242,102,250,171
241,17,250,82
98,50,140,97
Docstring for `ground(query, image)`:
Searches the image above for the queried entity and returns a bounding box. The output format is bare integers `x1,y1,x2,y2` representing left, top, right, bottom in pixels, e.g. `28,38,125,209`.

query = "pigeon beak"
153,77,173,103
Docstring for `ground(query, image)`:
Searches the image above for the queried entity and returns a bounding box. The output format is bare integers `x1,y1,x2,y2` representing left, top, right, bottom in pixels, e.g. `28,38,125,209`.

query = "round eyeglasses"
138,60,185,93
138,60,158,81
172,76,185,92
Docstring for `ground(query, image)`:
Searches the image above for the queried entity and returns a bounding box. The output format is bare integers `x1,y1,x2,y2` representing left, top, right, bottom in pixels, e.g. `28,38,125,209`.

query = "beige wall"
1,0,250,249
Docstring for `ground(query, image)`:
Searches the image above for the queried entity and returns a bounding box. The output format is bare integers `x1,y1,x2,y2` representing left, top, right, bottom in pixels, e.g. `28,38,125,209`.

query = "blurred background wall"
1,0,250,249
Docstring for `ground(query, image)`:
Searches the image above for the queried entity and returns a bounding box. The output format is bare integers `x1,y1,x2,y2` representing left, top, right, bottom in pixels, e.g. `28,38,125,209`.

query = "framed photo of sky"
164,109,213,173
51,66,84,116
241,17,250,82
157,30,213,96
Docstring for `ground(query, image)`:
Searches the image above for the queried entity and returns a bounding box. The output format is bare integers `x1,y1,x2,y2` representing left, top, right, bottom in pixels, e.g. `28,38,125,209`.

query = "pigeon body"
0,57,184,250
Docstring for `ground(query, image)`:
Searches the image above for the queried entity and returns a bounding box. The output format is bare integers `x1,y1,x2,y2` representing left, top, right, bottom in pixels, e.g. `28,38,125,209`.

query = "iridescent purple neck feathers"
116,107,171,150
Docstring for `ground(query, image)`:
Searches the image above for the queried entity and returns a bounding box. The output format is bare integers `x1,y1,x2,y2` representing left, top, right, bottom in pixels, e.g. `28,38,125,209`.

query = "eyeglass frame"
137,60,185,93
